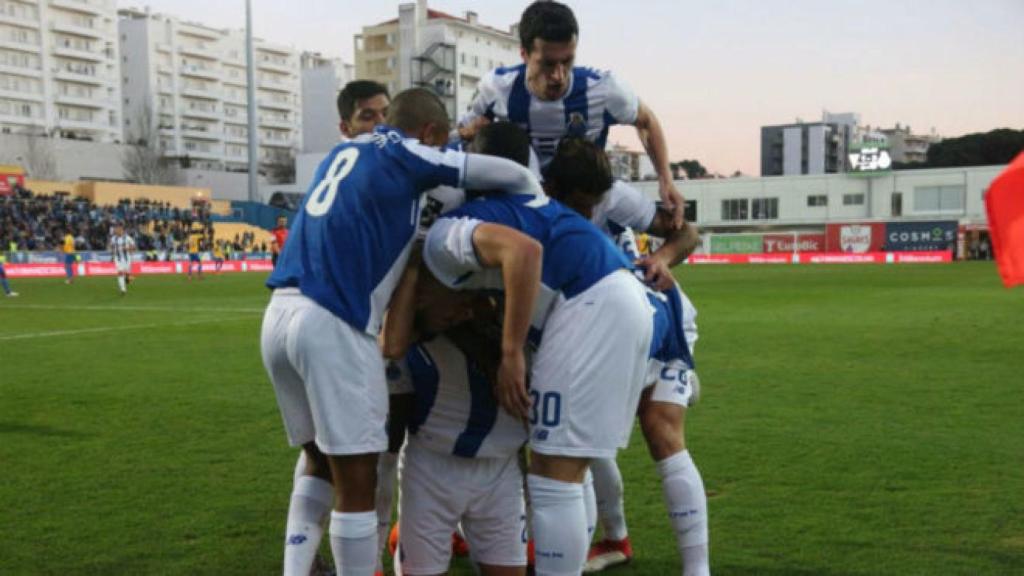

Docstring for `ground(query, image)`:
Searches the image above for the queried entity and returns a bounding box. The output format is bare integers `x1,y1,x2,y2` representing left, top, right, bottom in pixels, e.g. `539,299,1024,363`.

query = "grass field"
1,262,1022,575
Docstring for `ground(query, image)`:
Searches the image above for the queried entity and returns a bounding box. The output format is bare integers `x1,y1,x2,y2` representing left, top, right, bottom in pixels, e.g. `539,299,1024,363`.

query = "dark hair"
468,122,531,168
386,88,450,135
336,80,389,122
519,1,578,52
545,137,612,200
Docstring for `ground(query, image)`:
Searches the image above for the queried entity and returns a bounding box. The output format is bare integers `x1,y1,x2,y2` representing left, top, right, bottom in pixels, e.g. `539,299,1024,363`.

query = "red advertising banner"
762,233,826,253
5,260,274,278
684,251,951,265
825,223,886,253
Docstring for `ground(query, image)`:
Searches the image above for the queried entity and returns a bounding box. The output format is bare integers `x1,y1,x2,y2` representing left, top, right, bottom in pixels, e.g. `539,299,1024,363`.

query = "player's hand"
458,116,491,142
496,348,530,421
635,254,675,291
659,178,685,229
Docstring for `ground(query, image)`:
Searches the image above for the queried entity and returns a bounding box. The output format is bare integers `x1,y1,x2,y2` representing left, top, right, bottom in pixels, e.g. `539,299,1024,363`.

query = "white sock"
375,451,399,573
657,451,709,576
528,474,588,576
583,468,597,540
590,457,628,541
329,510,378,576
292,451,307,484
283,475,333,576
117,275,126,292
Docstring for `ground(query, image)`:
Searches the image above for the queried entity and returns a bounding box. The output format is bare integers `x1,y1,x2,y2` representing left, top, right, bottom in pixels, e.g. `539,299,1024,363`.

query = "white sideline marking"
0,316,257,341
1,303,263,314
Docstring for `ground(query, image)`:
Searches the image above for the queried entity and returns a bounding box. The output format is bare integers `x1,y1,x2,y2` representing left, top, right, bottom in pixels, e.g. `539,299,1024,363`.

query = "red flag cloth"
985,152,1024,287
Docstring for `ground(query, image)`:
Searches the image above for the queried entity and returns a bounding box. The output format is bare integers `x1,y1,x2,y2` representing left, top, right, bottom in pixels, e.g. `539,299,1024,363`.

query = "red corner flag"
985,152,1024,287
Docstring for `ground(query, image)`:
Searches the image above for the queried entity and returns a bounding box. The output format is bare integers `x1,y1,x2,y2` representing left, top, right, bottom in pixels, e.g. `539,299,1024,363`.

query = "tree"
894,128,1024,170
262,149,296,184
672,159,708,179
122,104,179,185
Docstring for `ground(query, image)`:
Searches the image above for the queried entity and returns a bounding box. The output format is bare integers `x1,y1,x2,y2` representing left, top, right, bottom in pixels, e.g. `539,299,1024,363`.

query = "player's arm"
380,246,422,360
470,223,541,420
454,72,497,142
637,210,701,290
463,153,543,197
423,218,542,420
634,100,685,229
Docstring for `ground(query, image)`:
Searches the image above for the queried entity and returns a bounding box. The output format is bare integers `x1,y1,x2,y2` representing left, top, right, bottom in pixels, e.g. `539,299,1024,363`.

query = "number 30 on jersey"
306,148,360,217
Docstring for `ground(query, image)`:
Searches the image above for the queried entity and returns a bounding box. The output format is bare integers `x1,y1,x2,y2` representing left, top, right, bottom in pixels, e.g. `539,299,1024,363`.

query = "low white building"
301,51,353,154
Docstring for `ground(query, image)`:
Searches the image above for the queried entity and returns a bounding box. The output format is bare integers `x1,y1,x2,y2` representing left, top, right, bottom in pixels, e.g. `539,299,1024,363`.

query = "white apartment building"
301,51,353,153
354,0,519,121
118,8,301,172
0,0,122,142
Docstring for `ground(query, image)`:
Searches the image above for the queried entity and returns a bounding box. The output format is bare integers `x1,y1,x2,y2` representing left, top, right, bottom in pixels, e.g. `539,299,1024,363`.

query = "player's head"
544,137,612,220
114,222,124,233
386,88,450,147
337,80,390,138
519,1,578,101
467,122,531,168
414,270,478,336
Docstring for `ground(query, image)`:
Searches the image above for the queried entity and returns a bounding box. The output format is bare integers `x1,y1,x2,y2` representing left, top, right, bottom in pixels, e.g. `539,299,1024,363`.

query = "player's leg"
64,254,74,283
528,272,653,576
462,454,527,576
292,298,389,576
376,391,413,574
1,265,15,297
398,441,463,576
638,369,709,576
583,457,632,573
260,295,333,576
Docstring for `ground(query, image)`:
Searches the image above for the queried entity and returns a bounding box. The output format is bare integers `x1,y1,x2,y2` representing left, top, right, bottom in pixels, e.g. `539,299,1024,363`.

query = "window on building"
460,52,466,65
472,55,478,67
913,185,964,212
685,200,697,222
721,198,748,221
807,194,828,207
842,193,865,206
752,197,778,220
892,192,903,217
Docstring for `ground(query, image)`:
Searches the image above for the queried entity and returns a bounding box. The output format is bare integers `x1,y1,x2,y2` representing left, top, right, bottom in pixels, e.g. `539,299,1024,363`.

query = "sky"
122,0,1024,175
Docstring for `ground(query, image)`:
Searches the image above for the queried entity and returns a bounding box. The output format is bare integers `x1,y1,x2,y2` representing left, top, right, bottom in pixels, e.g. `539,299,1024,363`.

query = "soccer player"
260,88,544,576
0,259,17,297
381,276,528,576
458,0,686,227
339,79,390,139
109,222,135,295
62,229,76,284
212,240,225,273
271,216,288,268
422,122,654,576
186,232,203,280
543,139,709,576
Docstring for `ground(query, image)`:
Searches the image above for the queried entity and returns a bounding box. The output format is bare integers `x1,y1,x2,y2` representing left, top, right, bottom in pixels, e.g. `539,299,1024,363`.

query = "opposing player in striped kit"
109,222,135,295
543,139,710,576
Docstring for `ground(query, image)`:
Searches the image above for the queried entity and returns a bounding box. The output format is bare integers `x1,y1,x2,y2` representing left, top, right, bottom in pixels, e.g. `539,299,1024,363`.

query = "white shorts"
260,288,388,455
115,259,131,274
529,270,653,459
399,438,526,574
645,359,699,408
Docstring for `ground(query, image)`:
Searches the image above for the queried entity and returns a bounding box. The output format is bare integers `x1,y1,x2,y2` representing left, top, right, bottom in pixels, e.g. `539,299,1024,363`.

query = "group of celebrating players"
261,3,710,576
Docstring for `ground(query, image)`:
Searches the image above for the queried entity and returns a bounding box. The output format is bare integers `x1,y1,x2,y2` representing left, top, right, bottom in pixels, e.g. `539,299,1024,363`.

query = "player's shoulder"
480,64,525,92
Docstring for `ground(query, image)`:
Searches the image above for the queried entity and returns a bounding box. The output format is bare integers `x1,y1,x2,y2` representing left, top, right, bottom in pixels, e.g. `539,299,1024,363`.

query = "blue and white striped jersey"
267,125,465,335
461,65,639,166
389,335,527,459
423,193,632,331
109,233,134,263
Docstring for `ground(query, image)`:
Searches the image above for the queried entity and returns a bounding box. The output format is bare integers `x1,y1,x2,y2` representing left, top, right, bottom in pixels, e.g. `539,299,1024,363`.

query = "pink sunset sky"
125,0,1024,175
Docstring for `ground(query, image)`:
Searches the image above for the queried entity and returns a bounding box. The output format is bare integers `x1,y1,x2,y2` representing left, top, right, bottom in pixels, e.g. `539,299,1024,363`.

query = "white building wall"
807,124,826,174
783,126,801,175
0,0,122,143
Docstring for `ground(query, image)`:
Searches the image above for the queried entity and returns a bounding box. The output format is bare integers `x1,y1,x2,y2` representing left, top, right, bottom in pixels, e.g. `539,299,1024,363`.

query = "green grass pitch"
1,262,1022,575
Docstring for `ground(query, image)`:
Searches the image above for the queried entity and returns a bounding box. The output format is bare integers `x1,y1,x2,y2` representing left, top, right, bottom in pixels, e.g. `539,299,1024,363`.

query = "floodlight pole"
245,0,259,203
